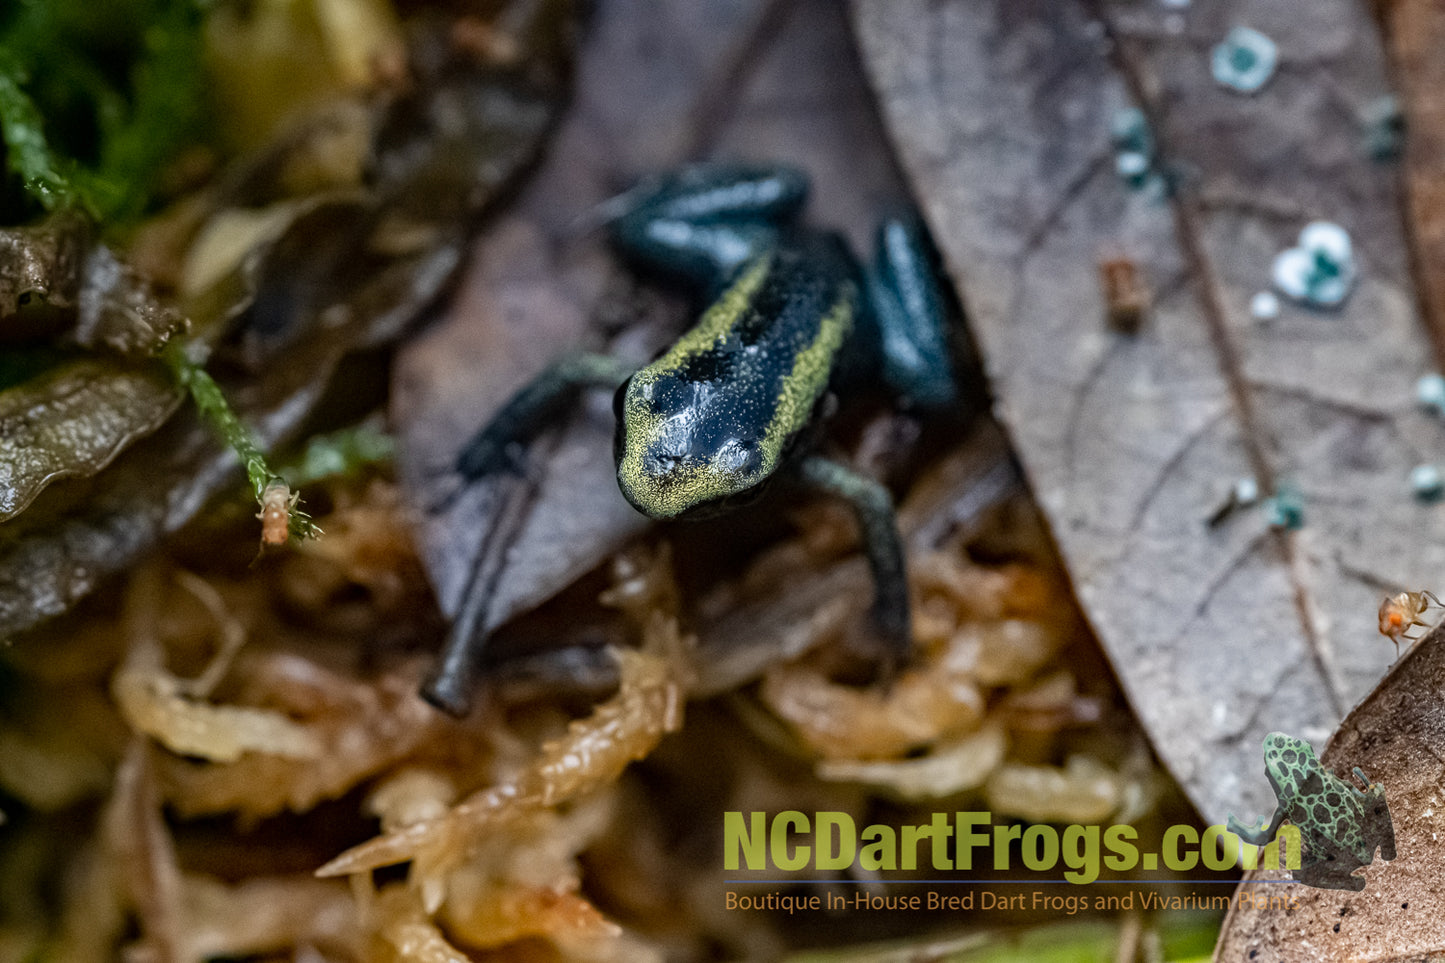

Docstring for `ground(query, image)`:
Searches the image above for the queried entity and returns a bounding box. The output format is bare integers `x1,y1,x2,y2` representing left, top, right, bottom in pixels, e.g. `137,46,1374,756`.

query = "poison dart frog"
424,164,962,715
1227,732,1395,891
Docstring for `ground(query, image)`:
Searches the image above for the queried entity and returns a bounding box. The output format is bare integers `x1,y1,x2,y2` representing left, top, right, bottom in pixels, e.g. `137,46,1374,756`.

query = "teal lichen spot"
1211,26,1278,94
1417,373,1445,417
1411,464,1443,502
1360,95,1404,162
1263,481,1304,530
1110,107,1157,190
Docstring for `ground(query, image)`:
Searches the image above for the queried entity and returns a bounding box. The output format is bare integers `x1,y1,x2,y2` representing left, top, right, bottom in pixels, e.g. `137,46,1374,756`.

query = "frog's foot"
1227,813,1277,847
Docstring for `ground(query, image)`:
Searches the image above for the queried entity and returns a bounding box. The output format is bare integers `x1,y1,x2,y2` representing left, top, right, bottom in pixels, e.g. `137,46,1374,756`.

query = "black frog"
425,164,962,715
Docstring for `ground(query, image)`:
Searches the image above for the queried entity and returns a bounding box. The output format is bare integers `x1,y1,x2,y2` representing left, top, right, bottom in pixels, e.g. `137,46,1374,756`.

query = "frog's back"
1264,733,1375,865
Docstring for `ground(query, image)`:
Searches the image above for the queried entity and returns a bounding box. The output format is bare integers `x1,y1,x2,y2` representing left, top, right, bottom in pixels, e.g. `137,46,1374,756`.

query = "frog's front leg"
453,353,636,483
1226,808,1287,848
796,454,911,660
862,215,960,410
424,352,634,716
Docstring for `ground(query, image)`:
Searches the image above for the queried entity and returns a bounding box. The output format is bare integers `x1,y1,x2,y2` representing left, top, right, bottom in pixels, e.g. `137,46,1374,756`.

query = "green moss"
162,342,321,542
0,0,213,223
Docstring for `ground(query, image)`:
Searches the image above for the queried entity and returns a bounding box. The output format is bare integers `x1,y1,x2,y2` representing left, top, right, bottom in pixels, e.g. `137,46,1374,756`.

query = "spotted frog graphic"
1227,732,1395,891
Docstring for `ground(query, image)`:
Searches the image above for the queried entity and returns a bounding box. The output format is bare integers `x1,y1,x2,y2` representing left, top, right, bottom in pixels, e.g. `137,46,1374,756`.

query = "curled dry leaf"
853,0,1442,824
1214,624,1445,960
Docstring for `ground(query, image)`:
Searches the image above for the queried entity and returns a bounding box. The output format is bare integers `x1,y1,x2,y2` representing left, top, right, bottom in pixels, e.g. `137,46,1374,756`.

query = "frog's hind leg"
424,352,635,717
861,215,960,411
796,455,911,664
1295,837,1368,891
609,165,809,286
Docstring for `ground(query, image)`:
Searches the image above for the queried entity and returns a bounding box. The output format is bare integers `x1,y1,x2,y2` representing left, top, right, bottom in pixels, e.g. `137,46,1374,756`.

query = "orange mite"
1378,590,1442,656
257,480,293,546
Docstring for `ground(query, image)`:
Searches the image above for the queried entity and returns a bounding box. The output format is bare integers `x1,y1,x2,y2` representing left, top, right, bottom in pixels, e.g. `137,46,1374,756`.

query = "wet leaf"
0,358,181,521
853,0,1438,823
74,245,188,356
1214,625,1445,960
393,0,779,628
0,215,86,321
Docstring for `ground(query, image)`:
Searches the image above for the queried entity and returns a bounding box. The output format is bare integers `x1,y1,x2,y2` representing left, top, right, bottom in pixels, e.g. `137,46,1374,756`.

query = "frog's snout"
616,427,766,520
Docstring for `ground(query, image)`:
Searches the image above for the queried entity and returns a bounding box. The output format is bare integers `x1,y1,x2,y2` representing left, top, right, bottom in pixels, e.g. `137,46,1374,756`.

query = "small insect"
1377,589,1442,656
257,479,295,546
1098,255,1149,332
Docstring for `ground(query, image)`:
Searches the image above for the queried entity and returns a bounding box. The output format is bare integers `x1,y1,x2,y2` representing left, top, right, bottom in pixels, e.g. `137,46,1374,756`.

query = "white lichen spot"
1417,373,1445,416
1249,291,1280,321
1234,477,1259,505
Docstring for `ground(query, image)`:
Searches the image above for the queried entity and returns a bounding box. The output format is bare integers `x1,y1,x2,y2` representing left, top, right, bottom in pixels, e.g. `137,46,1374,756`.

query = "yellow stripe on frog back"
759,287,853,469
645,254,774,373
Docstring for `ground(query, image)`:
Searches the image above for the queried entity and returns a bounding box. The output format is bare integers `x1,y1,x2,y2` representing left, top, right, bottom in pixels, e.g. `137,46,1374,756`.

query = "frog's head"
1261,732,1322,796
613,369,775,519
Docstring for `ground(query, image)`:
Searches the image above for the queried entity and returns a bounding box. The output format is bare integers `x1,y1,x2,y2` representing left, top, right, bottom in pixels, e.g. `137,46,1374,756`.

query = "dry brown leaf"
853,0,1438,824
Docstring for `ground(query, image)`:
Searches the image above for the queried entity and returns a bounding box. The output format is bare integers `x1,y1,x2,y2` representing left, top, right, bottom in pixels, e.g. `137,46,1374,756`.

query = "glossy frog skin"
423,164,960,716
1227,732,1395,891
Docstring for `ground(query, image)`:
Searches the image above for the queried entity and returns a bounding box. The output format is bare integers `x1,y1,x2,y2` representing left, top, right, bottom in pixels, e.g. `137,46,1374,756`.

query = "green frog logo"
1227,732,1395,891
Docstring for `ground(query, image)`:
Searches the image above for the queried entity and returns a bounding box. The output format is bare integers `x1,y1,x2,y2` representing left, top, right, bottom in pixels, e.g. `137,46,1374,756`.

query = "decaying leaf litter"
0,1,567,637
0,0,1347,960
852,0,1445,832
